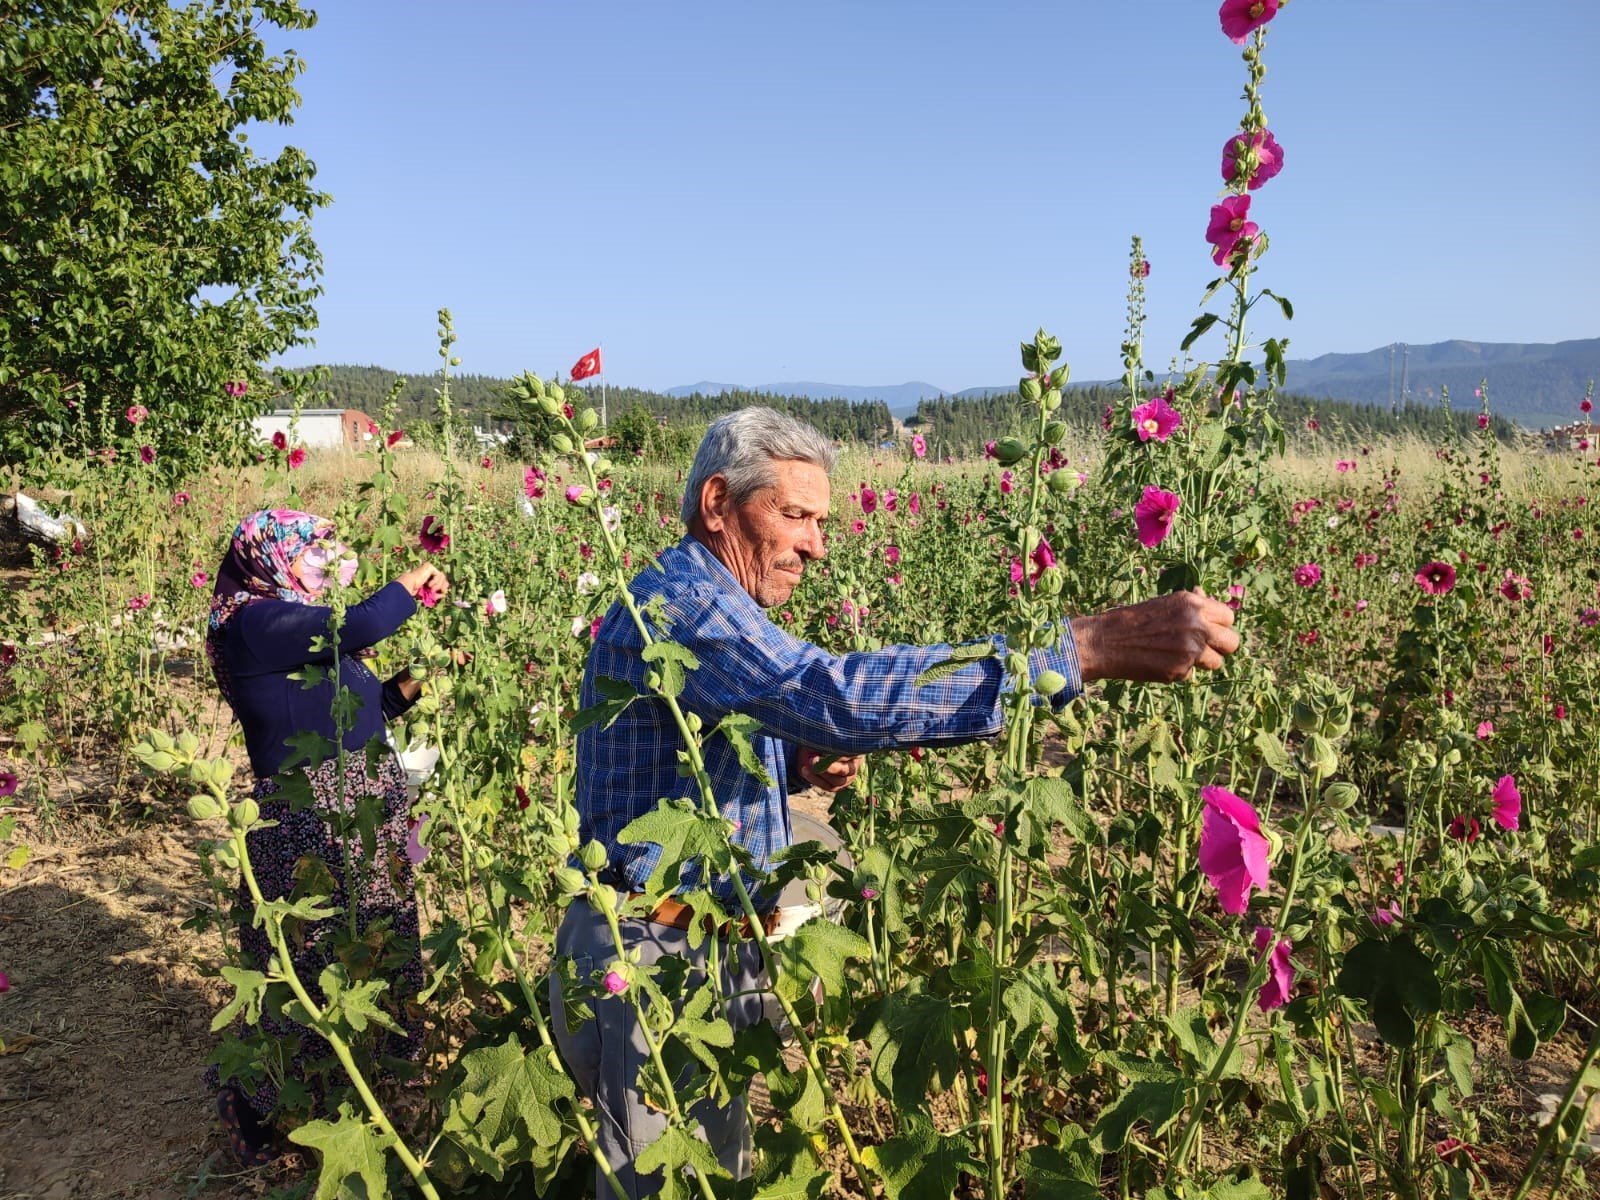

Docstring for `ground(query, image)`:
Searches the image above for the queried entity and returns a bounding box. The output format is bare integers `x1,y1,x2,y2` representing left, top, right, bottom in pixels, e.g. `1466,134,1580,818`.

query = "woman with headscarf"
203,509,449,1164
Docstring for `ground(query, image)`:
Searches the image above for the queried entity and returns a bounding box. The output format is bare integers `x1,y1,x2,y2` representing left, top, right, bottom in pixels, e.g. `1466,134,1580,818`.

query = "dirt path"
0,818,274,1200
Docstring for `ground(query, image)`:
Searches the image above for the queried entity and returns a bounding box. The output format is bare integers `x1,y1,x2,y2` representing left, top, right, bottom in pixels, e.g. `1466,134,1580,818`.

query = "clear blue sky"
259,1,1599,392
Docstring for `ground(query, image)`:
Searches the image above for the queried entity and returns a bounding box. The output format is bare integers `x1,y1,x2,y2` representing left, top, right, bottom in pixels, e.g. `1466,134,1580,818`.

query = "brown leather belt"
631,893,781,940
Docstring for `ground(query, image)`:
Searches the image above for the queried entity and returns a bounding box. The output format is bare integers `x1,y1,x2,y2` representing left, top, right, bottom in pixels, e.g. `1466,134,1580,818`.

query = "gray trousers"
550,901,770,1199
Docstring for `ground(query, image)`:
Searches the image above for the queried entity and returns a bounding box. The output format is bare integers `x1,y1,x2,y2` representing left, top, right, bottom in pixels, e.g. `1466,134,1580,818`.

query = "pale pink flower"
1476,721,1494,739
125,404,148,425
484,588,508,617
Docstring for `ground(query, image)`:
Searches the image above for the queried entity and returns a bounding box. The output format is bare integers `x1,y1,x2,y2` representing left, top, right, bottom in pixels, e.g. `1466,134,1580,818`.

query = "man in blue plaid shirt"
552,407,1240,1196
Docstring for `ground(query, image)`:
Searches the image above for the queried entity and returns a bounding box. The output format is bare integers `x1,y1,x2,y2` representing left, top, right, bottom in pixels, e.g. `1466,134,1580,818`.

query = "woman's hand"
397,562,451,599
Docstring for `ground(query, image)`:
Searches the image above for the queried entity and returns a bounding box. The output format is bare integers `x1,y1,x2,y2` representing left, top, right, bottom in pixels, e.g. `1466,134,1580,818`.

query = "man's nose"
800,521,826,560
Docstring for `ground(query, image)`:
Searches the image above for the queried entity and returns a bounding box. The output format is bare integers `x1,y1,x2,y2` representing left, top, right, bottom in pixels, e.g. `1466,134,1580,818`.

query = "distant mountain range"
667,338,1599,428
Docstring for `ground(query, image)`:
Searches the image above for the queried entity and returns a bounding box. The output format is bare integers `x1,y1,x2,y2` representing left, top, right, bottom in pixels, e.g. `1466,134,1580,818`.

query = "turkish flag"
571,348,602,380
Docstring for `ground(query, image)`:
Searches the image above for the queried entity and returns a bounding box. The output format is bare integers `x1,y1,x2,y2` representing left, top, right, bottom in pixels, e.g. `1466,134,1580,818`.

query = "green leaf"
1335,938,1440,1049
1180,312,1221,352
1205,1178,1274,1200
1443,1028,1475,1097
634,1125,729,1200
641,639,700,698
716,712,774,787
1017,1144,1100,1197
1090,1075,1189,1152
739,1122,828,1199
287,1103,398,1200
318,964,401,1036
914,641,995,688
617,798,735,891
210,966,269,1033
439,1035,576,1180
1022,776,1094,842
571,675,638,734
872,991,969,1107
1166,1006,1242,1079
1004,963,1085,1069
771,918,871,1004
861,1115,981,1200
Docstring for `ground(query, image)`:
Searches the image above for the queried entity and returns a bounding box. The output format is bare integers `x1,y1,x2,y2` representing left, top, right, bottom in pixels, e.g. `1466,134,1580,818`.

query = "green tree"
0,0,329,466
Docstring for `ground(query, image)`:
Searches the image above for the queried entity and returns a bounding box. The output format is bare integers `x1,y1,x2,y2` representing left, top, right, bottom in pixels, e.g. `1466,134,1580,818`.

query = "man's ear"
698,475,730,532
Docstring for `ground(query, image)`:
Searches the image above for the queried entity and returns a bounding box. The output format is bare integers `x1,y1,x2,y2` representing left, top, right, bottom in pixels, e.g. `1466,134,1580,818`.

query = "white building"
250,408,376,449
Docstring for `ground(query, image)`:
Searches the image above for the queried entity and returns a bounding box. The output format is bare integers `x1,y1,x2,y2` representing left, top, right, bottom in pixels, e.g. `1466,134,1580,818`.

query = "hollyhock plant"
911,433,927,459
1219,0,1280,42
125,404,148,425
1199,785,1271,915
1253,926,1294,1011
1132,389,1183,442
419,515,450,553
1491,775,1521,831
860,487,878,516
1134,486,1181,548
1206,194,1259,266
1498,570,1533,602
1221,128,1284,190
1415,560,1457,595
287,447,307,470
1293,562,1322,588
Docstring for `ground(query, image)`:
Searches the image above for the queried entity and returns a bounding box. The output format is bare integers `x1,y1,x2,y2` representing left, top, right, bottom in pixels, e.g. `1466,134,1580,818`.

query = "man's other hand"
1072,591,1241,683
796,747,863,792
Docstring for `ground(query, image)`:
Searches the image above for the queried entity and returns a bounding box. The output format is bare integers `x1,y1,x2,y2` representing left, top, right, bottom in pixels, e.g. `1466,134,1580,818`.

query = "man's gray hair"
680,407,838,526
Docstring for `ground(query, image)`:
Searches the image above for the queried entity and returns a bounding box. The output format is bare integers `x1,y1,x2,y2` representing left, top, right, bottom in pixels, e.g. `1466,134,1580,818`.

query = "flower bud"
552,432,575,454
549,384,565,404
233,796,260,828
187,793,221,821
1005,651,1029,676
1321,781,1360,811
1042,389,1062,413
577,408,599,433
538,395,562,416
1047,470,1079,496
1019,377,1042,402
1034,669,1068,697
1301,733,1339,778
553,866,587,896
589,883,617,913
1043,421,1067,446
580,840,609,872
994,438,1027,466
144,750,177,773
1035,566,1064,596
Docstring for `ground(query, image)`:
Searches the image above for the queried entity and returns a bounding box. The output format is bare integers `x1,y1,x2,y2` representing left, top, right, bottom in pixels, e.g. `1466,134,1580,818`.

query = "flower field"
2,6,1598,1200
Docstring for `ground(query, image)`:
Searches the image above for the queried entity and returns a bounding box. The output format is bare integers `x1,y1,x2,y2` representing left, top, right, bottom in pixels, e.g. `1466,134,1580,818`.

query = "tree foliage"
0,0,328,467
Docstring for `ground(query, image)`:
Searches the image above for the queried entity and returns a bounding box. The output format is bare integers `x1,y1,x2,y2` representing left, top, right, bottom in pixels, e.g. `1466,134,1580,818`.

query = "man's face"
715,459,830,608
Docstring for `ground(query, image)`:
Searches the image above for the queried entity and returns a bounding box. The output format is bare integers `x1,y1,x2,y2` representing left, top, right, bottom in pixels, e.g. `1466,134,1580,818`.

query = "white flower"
570,616,588,638
601,505,622,535
484,588,508,617
576,571,601,595
1327,516,1339,529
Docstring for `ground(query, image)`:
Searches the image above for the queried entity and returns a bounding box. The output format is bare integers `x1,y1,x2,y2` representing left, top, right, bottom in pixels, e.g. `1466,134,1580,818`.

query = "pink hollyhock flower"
984,440,998,460
850,519,866,535
885,489,898,512
1134,486,1181,548
1293,562,1322,588
524,465,546,499
128,593,152,611
139,444,156,465
287,447,307,470
1579,607,1600,627
885,545,901,565
416,583,440,608
1499,570,1532,601
564,485,587,504
860,886,879,900
1583,398,1594,414
602,969,628,995
484,588,508,617
386,429,406,448
1415,561,1457,595
1133,258,1150,278
1253,925,1294,1011
1199,785,1271,914
1221,128,1284,190
1219,0,1280,42
271,430,288,451
1447,814,1481,843
1132,389,1183,442
126,404,148,425
404,815,430,864
1371,900,1402,927
1491,774,1521,831
190,570,209,588
1206,195,1258,266
1476,720,1494,739
1478,414,1491,430
223,380,249,398
419,515,450,553
912,433,927,459
1335,459,1355,473
0,771,17,798
1554,702,1568,720
908,492,921,516
171,491,191,508
860,487,878,515
1030,538,1056,581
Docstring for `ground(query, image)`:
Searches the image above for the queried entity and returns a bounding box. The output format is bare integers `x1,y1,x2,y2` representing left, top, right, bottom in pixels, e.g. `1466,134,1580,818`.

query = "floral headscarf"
205,509,356,709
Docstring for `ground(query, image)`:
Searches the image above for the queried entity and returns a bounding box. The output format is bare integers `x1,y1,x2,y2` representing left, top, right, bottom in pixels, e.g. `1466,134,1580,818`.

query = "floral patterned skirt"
207,751,424,1121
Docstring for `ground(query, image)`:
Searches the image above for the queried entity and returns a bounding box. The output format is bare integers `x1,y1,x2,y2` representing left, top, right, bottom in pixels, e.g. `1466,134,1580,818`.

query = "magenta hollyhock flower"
223,380,249,398
912,433,927,459
271,430,288,451
850,518,866,535
287,447,307,470
860,886,879,900
1253,925,1294,1011
127,593,152,611
564,484,587,504
885,545,901,565
1206,195,1259,266
1199,785,1271,914
885,489,898,512
1219,0,1280,42
602,969,628,995
1491,775,1521,831
1132,389,1183,442
1447,814,1481,843
1498,570,1532,602
0,642,16,667
1415,560,1457,595
1477,414,1491,430
139,444,156,465
1293,562,1322,588
1221,128,1284,190
1134,486,1181,548
860,486,878,516
1371,900,1402,927
416,583,440,609
1476,720,1494,739
0,771,17,798
1582,398,1594,414
126,404,148,425
386,429,406,448
524,465,546,499
1031,538,1056,579
190,570,209,588
404,815,430,864
1132,258,1150,279
908,492,921,515
419,515,450,553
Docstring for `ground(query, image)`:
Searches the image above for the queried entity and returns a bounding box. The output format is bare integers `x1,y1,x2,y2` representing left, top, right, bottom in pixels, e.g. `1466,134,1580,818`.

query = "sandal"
216,1085,280,1167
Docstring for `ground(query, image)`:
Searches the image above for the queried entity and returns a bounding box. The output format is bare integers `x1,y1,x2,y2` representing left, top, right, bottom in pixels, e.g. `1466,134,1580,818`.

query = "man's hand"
796,747,863,793
1071,591,1241,684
